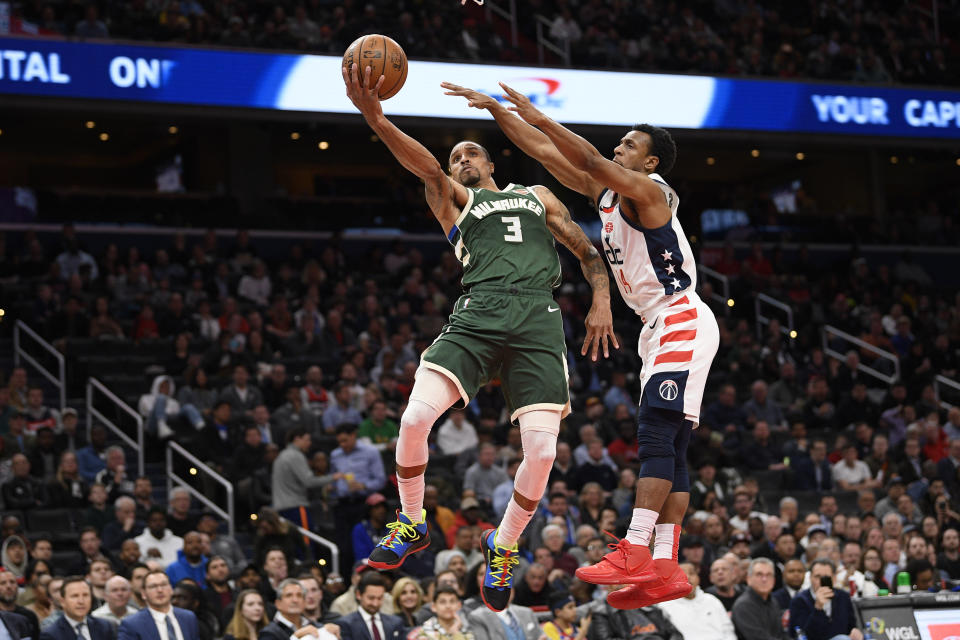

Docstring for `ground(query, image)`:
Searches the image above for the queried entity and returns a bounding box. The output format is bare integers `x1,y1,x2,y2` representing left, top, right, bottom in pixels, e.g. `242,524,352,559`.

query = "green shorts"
420,284,571,424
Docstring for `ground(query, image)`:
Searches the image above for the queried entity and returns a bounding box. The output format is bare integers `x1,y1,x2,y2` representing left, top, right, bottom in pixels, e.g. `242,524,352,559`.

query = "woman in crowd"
222,589,270,640
577,483,607,530
392,577,425,628
46,451,88,509
16,559,51,607
861,546,890,592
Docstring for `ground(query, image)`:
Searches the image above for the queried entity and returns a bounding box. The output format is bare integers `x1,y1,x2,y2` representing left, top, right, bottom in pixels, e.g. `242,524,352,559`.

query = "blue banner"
2,37,959,138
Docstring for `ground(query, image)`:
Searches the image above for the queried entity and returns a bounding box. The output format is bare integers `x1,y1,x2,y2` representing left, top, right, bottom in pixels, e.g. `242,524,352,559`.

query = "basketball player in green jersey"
343,64,617,612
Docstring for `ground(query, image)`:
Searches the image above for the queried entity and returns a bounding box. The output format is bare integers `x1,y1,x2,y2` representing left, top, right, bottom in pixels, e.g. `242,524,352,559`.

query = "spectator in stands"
274,386,318,437
0,566,40,639
272,426,339,529
3,453,47,510
117,541,142,577
26,427,57,481
87,555,114,604
657,562,734,639
5,411,34,456
46,451,87,509
132,477,155,521
323,383,363,434
167,488,199,538
119,570,199,640
1,536,28,583
337,572,403,640
222,589,268,640
23,388,59,436
300,366,329,419
436,410,478,457
202,555,234,625
77,425,108,483
331,423,386,500
41,576,114,640
103,496,144,551
743,380,786,430
135,507,184,568
220,366,263,418
195,515,244,578
352,493,389,563
462,444,508,508
83,483,114,533
390,577,424,628
706,557,744,612
177,369,217,424
789,559,861,640
140,376,205,439
574,440,617,492
731,558,786,640
171,580,217,640
413,584,474,640
832,444,878,491
772,558,806,609
166,532,209,588
95,446,134,501
586,584,680,640
262,579,333,640
92,575,138,628
357,400,398,451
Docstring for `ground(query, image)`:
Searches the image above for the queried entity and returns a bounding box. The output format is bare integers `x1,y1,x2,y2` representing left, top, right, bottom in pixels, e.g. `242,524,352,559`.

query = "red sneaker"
605,560,692,609
574,533,657,585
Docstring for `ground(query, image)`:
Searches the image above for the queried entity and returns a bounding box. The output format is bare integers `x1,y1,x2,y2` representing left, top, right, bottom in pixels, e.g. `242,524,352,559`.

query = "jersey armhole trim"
455,188,476,228
596,188,609,216
527,185,547,211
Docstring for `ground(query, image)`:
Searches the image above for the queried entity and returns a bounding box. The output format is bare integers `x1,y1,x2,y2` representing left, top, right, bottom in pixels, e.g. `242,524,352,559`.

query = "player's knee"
635,405,684,460
400,399,439,434
639,456,674,481
524,445,555,467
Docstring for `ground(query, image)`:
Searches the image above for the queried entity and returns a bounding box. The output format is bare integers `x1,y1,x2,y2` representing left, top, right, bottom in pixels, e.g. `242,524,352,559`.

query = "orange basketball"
342,34,408,100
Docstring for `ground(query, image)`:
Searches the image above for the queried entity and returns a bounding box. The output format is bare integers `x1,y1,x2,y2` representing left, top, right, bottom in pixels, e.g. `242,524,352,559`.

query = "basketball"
342,34,408,100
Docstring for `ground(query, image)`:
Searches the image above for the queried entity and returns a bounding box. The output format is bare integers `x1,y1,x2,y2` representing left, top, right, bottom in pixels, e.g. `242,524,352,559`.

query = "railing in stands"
755,293,795,341
696,265,731,315
822,325,900,385
167,441,234,537
13,320,66,410
534,15,571,66
485,0,518,47
934,374,960,410
294,524,340,576
86,377,144,476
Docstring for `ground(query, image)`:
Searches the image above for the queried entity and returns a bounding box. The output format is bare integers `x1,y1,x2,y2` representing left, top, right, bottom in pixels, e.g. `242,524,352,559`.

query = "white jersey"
597,173,697,322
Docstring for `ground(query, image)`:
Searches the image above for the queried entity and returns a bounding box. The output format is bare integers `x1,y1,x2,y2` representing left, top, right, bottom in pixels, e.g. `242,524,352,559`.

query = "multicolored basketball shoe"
367,510,430,570
480,529,520,612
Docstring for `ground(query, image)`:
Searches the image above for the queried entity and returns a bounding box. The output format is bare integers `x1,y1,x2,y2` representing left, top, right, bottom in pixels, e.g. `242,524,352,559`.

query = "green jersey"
447,183,561,290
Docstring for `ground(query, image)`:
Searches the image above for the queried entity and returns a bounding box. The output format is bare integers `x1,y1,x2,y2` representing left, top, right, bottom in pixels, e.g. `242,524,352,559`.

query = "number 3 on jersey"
502,216,523,243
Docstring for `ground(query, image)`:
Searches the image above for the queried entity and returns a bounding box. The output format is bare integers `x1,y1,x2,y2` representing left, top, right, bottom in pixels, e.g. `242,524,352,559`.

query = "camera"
820,576,833,589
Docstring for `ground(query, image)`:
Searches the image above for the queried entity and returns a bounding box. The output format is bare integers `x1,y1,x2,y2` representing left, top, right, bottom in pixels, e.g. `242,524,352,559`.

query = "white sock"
496,498,534,548
653,523,680,560
625,508,658,546
397,474,425,523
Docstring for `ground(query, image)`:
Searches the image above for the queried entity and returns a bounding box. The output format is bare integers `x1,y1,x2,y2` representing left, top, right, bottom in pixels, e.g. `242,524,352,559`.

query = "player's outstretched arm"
535,186,619,362
499,83,664,212
442,82,602,201
343,64,466,224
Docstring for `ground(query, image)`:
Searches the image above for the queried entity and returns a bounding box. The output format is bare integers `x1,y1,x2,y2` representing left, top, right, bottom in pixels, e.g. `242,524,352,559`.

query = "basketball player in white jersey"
443,81,720,609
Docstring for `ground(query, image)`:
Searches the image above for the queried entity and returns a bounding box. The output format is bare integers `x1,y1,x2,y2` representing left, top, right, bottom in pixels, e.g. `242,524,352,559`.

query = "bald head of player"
612,124,677,177
448,141,494,187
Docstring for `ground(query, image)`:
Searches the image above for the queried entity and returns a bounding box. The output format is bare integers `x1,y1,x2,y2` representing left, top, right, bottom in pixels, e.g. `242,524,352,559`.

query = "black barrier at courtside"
855,592,960,640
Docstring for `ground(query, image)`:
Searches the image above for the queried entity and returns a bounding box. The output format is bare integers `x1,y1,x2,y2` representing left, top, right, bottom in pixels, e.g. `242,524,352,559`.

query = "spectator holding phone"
788,559,862,640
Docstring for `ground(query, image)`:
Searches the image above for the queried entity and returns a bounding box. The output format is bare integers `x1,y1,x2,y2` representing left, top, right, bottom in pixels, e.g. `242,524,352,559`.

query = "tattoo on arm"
424,174,450,214
547,199,609,295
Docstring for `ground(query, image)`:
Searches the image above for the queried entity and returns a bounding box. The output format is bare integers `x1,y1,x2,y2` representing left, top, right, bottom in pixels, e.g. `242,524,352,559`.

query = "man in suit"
336,573,405,640
792,439,833,492
260,579,340,640
467,592,540,640
0,611,31,640
41,576,116,640
118,570,199,640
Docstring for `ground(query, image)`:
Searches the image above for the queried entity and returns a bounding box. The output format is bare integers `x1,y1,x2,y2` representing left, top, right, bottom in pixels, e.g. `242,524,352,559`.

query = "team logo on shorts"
659,379,679,401
604,221,614,233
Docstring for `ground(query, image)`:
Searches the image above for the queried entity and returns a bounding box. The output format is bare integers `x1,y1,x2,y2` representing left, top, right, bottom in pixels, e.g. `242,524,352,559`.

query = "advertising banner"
2,37,960,138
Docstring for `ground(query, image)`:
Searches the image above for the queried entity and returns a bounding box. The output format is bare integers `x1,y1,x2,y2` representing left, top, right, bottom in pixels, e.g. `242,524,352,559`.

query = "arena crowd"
0,222,957,640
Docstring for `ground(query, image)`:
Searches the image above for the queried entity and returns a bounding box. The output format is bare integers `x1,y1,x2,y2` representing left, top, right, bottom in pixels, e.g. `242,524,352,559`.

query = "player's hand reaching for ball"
441,82,502,111
342,63,385,119
499,82,548,126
